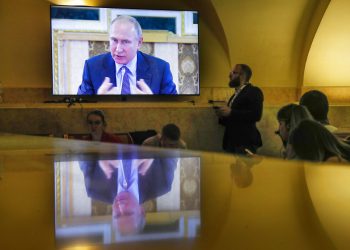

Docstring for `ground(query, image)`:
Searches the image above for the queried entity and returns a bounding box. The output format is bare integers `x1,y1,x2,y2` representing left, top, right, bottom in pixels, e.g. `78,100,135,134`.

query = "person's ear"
137,37,143,48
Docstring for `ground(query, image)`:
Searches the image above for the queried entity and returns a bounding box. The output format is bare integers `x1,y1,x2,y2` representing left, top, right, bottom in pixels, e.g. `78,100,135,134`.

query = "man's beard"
229,77,241,88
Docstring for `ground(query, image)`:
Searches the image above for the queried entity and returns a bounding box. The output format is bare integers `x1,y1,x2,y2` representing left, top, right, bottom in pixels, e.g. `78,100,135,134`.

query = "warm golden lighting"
62,245,94,250
304,0,350,86
49,0,89,6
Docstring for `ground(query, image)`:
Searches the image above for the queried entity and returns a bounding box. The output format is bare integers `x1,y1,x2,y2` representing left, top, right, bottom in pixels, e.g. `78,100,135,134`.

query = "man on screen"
77,15,178,95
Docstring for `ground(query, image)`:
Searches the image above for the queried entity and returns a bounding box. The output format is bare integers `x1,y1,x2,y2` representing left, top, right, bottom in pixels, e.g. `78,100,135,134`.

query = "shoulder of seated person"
326,155,345,163
142,135,157,144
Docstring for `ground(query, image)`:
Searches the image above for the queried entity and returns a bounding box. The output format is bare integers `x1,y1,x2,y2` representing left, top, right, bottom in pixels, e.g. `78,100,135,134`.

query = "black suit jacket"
79,158,177,204
219,83,263,151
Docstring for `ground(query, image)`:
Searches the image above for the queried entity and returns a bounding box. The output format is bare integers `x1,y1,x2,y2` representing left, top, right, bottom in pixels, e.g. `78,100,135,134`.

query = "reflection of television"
54,156,200,248
50,5,199,97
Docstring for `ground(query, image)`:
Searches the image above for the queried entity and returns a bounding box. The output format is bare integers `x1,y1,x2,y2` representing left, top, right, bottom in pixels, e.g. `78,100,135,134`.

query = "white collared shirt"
229,83,248,106
114,55,138,94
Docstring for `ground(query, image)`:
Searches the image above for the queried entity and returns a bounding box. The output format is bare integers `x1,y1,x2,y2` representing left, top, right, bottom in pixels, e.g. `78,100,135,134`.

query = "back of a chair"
129,129,157,145
63,133,134,144
115,133,134,144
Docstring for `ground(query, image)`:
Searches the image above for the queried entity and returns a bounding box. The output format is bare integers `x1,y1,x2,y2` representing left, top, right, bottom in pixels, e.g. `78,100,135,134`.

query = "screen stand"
121,96,127,102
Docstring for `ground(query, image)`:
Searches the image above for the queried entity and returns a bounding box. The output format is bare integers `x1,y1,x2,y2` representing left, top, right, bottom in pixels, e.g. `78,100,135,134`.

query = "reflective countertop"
1,133,350,250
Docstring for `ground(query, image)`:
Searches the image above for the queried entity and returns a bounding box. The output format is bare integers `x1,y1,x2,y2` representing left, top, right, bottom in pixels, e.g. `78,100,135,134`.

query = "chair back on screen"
129,129,157,145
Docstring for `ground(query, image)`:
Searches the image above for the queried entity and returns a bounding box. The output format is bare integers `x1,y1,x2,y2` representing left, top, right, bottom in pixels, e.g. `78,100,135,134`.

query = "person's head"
112,191,145,235
276,104,313,147
160,123,181,148
299,90,329,125
109,15,143,65
86,109,107,134
288,119,350,162
229,64,252,88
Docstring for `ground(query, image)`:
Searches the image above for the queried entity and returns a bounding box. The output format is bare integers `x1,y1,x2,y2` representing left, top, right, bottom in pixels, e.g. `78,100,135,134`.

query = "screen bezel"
50,5,200,99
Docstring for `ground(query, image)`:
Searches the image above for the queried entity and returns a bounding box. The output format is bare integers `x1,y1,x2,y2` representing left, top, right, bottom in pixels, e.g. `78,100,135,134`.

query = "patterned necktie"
122,159,132,189
121,66,130,95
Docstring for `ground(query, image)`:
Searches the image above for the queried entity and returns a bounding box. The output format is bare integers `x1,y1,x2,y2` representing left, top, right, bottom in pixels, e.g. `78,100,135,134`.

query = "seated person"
142,123,187,149
275,104,314,158
83,109,122,143
299,90,338,132
287,119,350,162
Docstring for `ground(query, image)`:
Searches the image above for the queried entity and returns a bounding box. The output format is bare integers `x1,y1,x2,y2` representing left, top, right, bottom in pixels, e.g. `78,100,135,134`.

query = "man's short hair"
162,124,181,141
238,64,252,82
111,15,143,39
299,90,329,124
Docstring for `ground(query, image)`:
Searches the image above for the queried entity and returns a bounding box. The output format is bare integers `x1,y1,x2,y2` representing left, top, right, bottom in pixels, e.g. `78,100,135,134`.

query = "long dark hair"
276,104,313,147
288,119,350,162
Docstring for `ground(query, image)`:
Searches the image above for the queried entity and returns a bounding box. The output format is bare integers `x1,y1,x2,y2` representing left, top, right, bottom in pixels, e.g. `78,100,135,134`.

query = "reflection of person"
82,109,122,143
142,123,187,149
287,119,350,162
299,90,337,132
215,64,264,155
112,189,145,235
79,157,178,235
276,104,313,158
230,155,263,188
77,15,177,95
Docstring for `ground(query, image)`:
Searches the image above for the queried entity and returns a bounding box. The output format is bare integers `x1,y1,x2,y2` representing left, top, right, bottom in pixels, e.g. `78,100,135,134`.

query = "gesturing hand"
97,77,118,95
136,158,154,176
218,106,231,117
98,160,119,179
134,79,153,95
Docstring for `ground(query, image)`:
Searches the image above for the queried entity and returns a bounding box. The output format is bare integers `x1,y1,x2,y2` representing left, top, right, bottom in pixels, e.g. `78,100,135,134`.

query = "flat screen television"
50,5,199,98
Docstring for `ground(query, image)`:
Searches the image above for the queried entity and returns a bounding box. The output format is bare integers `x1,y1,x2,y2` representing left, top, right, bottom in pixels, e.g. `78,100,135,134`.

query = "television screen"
51,5,199,96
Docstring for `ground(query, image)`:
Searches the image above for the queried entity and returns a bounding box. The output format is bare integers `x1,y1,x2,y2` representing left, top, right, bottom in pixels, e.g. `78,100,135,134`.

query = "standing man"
215,64,264,155
77,15,177,95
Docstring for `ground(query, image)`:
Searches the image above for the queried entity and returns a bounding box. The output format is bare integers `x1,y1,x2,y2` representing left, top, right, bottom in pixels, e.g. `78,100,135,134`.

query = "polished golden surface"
1,133,350,249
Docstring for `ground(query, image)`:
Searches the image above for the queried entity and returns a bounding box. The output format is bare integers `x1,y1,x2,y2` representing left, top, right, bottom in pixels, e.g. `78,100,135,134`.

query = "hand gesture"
97,77,118,95
134,79,153,95
98,160,119,179
136,158,154,176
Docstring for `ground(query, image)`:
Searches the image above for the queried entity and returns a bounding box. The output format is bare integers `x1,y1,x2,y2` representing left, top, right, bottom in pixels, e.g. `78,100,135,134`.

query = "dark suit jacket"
79,158,177,204
219,83,263,151
77,51,177,95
